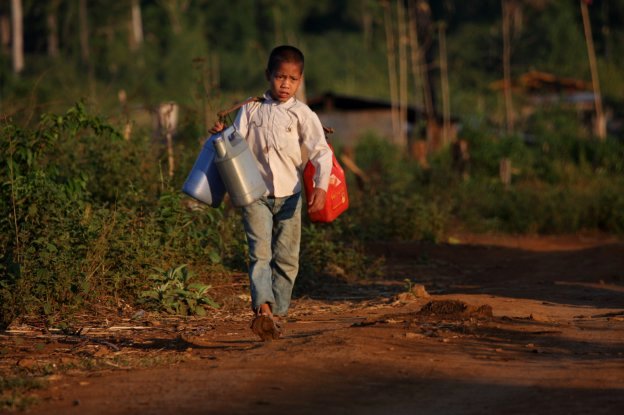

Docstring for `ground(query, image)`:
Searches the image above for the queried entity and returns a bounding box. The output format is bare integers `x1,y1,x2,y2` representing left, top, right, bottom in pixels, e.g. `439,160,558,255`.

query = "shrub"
140,264,220,316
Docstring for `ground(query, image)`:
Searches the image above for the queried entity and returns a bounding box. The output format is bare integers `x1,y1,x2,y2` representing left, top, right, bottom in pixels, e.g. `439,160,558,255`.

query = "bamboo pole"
580,0,606,140
382,0,400,144
502,0,515,134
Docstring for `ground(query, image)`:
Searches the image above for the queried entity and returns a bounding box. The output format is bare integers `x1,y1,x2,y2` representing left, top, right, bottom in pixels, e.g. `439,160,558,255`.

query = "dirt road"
4,234,624,414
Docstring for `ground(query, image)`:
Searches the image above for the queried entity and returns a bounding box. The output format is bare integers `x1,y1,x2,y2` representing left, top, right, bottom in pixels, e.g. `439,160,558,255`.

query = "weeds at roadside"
140,264,220,316
0,374,45,412
1,103,623,337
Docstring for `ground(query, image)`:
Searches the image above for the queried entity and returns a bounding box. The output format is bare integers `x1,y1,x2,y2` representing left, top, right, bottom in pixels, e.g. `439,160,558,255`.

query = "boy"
211,45,332,340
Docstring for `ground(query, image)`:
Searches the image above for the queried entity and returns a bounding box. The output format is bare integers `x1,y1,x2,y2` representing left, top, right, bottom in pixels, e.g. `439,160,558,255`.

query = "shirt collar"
263,91,296,106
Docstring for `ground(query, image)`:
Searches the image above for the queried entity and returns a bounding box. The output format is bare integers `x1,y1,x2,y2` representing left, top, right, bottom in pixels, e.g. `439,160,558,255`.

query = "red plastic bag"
304,145,349,223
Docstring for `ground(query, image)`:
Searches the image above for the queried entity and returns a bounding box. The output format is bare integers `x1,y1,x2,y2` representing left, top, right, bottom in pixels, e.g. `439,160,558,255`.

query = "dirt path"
3,234,624,414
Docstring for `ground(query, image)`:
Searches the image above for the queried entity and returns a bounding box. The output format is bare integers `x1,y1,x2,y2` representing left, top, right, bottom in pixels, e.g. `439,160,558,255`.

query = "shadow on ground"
299,239,624,309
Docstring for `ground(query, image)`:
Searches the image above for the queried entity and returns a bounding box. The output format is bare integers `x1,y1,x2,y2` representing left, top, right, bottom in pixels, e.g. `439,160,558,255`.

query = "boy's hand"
307,188,327,213
209,121,225,134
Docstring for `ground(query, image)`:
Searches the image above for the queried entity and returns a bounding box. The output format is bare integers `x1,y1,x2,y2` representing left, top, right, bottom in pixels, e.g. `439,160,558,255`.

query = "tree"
11,0,23,74
46,0,60,58
79,0,90,64
580,0,606,140
130,0,144,51
501,0,515,133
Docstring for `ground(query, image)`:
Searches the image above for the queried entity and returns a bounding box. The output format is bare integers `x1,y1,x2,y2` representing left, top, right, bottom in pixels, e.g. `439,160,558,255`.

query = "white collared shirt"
233,93,333,197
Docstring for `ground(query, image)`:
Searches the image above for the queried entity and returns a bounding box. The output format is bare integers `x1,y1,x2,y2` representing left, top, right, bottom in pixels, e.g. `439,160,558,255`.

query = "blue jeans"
242,193,302,316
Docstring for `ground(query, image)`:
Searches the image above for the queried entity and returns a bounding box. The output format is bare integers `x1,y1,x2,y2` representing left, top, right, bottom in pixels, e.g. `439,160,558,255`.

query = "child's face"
266,61,303,103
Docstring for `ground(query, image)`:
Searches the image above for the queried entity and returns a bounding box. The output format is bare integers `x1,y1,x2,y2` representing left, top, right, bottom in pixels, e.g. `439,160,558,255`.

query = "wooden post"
502,0,515,134
580,0,606,140
158,103,179,179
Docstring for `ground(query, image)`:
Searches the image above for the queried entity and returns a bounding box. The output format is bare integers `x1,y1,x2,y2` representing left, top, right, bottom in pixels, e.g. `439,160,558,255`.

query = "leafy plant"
141,264,220,316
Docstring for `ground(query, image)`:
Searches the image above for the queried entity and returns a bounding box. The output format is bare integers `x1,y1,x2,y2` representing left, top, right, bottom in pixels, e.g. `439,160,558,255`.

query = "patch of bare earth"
2,233,623,414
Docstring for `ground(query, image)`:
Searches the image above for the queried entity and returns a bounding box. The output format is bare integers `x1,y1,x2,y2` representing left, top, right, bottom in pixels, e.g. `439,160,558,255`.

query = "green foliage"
349,134,449,242
140,264,219,316
348,123,624,238
0,103,123,328
5,0,623,122
0,104,229,328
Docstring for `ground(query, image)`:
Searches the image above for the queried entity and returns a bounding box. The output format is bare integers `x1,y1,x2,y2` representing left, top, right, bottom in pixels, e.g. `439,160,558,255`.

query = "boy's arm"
301,112,333,211
307,187,327,213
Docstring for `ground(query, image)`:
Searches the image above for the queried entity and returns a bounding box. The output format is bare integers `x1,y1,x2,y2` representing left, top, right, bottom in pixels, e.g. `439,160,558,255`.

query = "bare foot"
251,303,281,341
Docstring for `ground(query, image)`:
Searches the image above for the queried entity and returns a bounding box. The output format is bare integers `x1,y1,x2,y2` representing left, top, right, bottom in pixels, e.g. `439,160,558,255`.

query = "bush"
0,104,231,328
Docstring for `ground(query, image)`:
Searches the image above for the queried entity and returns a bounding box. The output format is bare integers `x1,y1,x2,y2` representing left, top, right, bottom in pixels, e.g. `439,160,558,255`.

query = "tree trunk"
47,0,60,58
130,0,143,50
11,0,24,74
1,13,10,55
409,0,437,151
361,5,372,49
397,0,408,149
407,0,431,119
439,22,451,146
382,1,400,145
79,0,90,64
502,0,515,134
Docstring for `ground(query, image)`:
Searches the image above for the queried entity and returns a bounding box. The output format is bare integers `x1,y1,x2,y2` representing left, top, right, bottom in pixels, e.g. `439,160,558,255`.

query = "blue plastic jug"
182,134,226,207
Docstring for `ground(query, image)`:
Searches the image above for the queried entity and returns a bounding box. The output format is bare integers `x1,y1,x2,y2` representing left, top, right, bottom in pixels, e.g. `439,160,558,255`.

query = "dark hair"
267,45,304,74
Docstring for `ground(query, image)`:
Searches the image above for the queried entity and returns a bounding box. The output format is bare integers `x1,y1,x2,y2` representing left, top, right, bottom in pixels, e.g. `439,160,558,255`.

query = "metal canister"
214,126,267,207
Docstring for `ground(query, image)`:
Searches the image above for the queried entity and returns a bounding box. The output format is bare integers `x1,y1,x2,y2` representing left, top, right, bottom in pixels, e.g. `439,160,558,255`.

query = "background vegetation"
1,1,623,329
